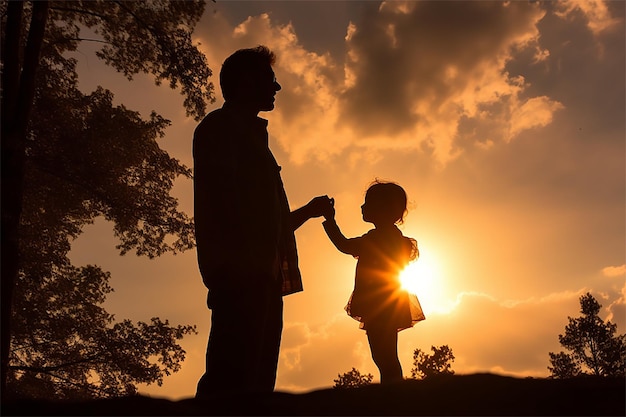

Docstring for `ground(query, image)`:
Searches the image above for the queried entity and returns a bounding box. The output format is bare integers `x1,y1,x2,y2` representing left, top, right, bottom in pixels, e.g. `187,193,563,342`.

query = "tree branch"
29,157,191,229
49,6,108,21
68,37,110,44
9,354,102,373
112,1,176,63
10,365,111,396
112,1,158,34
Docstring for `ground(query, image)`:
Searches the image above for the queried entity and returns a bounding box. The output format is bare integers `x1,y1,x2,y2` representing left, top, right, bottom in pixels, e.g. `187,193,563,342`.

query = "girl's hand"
306,195,333,218
291,196,334,231
323,197,335,221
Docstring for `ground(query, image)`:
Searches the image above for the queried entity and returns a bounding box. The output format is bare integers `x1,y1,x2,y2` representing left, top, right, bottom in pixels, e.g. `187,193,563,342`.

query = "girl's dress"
323,221,425,331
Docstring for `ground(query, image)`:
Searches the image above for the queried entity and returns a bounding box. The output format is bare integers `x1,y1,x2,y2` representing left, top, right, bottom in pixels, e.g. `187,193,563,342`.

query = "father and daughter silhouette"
193,45,425,398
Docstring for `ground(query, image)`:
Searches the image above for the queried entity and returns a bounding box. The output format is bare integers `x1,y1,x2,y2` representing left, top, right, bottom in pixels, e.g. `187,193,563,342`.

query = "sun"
400,249,454,315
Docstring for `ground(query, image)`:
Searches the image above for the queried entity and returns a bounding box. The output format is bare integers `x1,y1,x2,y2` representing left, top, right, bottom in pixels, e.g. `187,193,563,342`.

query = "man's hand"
306,195,333,218
291,195,334,230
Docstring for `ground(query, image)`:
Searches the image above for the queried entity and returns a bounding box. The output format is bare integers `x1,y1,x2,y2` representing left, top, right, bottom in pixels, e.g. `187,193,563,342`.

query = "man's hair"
220,45,276,101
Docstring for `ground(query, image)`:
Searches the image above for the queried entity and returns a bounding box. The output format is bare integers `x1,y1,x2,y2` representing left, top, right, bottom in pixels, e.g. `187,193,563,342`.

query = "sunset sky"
68,1,625,399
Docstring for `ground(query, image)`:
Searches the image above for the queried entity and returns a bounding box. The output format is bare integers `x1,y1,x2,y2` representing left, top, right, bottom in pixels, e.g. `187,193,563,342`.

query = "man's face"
250,65,282,112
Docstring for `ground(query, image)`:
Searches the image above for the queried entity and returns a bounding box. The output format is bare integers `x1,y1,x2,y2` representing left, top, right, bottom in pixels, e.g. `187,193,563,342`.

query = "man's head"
220,45,281,112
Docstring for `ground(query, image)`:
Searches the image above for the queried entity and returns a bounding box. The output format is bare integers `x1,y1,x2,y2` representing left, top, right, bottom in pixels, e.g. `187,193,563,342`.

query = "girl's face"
361,191,381,224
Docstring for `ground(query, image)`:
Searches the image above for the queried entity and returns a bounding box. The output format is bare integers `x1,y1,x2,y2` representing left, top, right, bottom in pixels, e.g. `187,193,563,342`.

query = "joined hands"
305,195,335,221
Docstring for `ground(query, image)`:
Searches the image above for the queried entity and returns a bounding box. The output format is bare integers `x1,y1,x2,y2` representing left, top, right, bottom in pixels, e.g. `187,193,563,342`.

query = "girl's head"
361,180,408,226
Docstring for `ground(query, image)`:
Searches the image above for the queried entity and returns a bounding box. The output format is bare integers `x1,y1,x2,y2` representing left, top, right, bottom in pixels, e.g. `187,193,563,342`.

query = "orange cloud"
195,3,566,167
555,0,623,36
508,96,565,140
606,283,626,330
338,1,558,164
277,314,375,391
602,264,626,277
272,287,626,390
409,288,622,376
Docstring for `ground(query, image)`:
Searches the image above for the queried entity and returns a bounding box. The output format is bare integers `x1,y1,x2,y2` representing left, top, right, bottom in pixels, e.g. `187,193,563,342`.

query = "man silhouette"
193,45,330,397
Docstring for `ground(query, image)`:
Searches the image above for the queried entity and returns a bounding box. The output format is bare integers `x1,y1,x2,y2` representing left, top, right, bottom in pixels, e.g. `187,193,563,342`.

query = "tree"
548,292,626,378
333,368,374,389
411,345,455,379
547,352,581,379
1,0,215,393
8,264,197,399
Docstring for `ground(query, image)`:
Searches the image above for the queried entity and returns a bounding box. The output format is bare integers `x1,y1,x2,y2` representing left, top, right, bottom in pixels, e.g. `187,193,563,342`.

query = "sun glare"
400,249,455,315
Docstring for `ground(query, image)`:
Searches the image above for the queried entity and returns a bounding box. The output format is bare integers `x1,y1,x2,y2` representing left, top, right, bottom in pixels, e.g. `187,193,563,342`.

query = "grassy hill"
2,373,624,416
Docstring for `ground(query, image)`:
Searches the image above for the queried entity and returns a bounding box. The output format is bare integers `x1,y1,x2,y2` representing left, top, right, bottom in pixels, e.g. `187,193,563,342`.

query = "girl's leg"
366,324,403,384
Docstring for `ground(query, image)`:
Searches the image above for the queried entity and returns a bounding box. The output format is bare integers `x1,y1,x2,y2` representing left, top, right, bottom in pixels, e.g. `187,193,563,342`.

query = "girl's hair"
366,180,408,224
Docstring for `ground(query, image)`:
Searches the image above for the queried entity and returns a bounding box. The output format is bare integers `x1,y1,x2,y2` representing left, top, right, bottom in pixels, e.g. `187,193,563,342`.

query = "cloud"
410,287,626,376
195,3,569,167
279,321,312,371
602,264,626,278
277,314,375,391
195,12,349,164
338,1,562,164
606,283,626,331
277,286,625,389
555,0,623,36
508,96,564,140
597,266,626,330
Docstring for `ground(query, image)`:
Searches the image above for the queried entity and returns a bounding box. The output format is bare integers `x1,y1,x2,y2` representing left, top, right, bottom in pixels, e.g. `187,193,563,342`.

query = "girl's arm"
322,219,361,256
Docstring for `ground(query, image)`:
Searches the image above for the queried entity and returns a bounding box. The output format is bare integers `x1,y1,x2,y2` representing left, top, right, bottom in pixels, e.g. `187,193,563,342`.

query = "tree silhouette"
333,368,374,389
9,264,196,399
1,0,214,393
547,352,581,379
411,345,455,379
548,292,625,378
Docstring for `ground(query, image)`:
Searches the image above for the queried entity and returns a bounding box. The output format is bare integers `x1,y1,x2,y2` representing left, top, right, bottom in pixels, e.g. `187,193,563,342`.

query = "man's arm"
193,118,242,287
290,195,332,231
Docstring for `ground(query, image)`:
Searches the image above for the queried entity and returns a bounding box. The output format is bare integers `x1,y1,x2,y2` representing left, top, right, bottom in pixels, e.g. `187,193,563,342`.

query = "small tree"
333,368,373,389
411,345,455,379
548,352,581,379
548,292,626,378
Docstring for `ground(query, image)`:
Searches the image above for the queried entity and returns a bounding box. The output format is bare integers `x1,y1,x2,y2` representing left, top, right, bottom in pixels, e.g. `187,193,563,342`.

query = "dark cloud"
212,1,359,60
506,1,625,136
340,1,547,140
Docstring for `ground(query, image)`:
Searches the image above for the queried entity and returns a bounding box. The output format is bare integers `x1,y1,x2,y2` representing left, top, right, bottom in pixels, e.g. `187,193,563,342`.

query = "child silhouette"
322,181,424,384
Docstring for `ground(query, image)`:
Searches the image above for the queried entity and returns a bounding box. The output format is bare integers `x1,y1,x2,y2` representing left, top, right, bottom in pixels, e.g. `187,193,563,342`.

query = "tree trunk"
1,0,49,396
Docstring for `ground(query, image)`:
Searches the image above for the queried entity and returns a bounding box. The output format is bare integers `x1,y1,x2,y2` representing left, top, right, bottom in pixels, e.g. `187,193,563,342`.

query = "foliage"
14,85,201,398
411,345,455,379
44,0,214,119
333,368,374,389
548,352,581,379
8,264,197,400
26,71,196,259
548,292,626,378
11,0,215,258
1,0,214,397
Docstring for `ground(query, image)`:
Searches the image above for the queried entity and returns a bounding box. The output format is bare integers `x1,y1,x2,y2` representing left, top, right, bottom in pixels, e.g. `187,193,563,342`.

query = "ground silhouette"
3,373,624,416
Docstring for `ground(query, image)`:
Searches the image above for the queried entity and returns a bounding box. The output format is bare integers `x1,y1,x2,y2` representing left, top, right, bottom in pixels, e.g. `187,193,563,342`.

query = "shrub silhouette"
333,368,374,389
411,345,455,379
